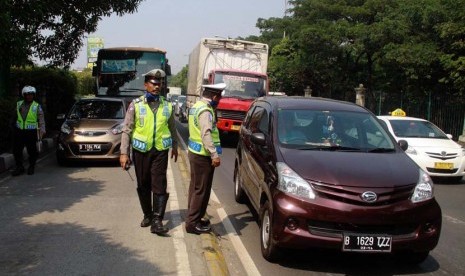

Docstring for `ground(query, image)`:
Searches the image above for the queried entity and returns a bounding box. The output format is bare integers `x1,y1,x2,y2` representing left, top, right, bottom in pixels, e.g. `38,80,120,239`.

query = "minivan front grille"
307,220,417,239
310,182,415,206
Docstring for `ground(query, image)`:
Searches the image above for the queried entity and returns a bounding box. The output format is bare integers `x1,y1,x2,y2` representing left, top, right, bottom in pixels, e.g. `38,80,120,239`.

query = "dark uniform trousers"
186,151,215,226
132,148,169,216
13,128,38,167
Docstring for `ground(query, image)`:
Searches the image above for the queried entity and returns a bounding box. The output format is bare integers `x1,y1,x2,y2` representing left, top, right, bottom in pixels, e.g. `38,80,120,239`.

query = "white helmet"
22,86,36,95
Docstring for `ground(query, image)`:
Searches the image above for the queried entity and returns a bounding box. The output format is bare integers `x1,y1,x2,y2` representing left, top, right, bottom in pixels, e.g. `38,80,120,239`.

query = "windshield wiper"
368,148,395,153
297,145,361,151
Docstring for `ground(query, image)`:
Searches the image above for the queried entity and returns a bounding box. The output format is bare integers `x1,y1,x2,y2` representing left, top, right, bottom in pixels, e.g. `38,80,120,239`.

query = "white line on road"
168,161,192,276
210,192,261,276
444,215,465,225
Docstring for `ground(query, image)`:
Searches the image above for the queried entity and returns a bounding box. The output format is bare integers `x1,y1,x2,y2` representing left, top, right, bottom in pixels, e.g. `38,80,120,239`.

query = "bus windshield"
213,72,267,99
94,49,168,97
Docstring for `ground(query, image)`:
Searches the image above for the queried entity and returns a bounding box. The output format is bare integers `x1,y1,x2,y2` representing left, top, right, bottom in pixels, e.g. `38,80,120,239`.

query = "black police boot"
151,193,169,235
137,189,153,227
12,166,25,176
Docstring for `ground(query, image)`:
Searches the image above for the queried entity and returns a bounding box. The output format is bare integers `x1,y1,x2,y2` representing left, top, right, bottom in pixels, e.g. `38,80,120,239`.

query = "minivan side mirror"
251,132,266,146
398,139,409,151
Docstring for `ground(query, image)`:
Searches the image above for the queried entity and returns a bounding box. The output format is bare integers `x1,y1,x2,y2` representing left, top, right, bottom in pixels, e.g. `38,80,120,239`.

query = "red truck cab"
208,69,268,133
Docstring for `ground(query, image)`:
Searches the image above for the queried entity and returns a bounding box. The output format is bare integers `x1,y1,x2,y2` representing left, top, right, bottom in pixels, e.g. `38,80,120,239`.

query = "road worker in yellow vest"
185,82,226,234
12,86,46,176
120,69,178,236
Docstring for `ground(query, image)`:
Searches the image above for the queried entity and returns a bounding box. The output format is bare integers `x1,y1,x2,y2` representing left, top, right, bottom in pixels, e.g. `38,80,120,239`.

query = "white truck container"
167,86,181,101
187,37,269,133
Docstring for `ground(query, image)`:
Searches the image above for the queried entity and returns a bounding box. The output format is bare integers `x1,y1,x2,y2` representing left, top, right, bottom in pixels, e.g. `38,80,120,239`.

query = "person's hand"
40,130,46,140
171,147,178,162
120,154,130,170
211,157,221,167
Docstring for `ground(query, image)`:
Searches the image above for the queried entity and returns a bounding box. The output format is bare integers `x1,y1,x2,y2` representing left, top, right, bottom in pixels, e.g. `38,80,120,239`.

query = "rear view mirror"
251,133,266,146
398,140,408,151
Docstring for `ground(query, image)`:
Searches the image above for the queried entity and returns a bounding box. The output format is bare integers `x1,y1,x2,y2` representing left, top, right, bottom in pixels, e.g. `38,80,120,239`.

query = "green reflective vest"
188,100,222,156
132,96,173,152
16,100,39,130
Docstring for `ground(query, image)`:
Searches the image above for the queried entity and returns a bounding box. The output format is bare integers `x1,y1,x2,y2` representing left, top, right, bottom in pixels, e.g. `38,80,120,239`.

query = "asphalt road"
0,144,219,275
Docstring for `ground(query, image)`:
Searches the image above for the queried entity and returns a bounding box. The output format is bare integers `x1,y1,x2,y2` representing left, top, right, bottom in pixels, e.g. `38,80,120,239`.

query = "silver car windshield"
277,109,395,151
70,100,125,120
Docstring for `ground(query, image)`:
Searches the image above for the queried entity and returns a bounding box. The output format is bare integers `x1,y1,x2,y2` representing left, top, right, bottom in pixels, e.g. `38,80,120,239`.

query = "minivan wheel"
234,167,246,203
260,201,280,262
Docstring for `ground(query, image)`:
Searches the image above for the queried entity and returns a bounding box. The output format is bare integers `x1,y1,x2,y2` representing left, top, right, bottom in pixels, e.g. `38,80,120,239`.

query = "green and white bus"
92,47,171,98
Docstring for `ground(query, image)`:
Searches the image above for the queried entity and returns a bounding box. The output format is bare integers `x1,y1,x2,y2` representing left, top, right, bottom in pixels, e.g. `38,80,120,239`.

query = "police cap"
202,83,226,94
144,69,166,84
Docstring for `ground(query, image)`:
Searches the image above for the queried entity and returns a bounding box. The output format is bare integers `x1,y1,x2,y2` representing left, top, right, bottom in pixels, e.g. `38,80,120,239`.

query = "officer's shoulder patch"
208,113,213,122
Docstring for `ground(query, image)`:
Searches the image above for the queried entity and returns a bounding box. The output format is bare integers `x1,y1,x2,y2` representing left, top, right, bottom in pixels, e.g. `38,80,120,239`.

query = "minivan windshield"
277,109,395,151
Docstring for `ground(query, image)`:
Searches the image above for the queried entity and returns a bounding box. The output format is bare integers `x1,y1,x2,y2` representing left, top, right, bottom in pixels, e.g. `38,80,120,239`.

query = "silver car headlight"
411,169,434,203
60,122,71,134
111,123,124,135
277,162,316,200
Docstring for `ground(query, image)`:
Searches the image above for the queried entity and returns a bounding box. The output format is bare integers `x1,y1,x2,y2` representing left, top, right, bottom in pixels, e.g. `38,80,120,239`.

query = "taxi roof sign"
391,108,406,117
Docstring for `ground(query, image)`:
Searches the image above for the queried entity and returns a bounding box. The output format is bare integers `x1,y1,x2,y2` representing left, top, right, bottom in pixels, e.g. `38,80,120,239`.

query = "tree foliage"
252,0,465,105
2,0,143,67
0,0,143,96
169,65,189,94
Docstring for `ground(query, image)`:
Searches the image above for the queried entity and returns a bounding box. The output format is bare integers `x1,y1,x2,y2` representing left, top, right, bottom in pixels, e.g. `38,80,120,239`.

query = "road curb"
0,137,55,174
176,132,230,276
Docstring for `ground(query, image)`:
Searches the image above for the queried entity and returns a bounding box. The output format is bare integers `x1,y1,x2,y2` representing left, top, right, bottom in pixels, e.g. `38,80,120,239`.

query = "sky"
72,0,287,74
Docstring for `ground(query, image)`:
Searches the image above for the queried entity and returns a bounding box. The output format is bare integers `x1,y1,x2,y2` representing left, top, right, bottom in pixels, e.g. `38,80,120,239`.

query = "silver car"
56,97,127,165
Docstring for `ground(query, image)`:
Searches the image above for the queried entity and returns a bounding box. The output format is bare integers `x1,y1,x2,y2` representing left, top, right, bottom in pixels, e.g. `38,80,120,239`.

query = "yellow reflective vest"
131,96,173,152
188,101,222,156
16,100,39,130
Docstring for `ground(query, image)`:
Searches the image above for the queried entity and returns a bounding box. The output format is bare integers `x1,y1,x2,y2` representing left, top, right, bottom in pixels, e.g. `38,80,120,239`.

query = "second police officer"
185,83,226,234
120,69,178,236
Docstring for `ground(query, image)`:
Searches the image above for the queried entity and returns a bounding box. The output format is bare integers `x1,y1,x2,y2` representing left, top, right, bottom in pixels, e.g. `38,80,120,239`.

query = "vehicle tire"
395,251,429,264
260,200,281,262
234,165,246,203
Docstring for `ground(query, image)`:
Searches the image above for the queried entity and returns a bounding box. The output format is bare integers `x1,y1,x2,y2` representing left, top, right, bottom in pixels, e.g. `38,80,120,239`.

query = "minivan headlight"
277,162,315,200
411,169,434,203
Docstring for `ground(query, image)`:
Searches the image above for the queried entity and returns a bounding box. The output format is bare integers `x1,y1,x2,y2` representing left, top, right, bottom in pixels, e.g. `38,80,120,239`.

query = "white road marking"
444,215,465,225
168,161,192,276
211,192,261,276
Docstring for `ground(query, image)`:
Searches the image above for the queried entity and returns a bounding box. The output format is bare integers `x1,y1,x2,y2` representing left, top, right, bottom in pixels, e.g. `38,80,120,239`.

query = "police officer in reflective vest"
185,83,226,234
120,69,178,235
12,86,46,176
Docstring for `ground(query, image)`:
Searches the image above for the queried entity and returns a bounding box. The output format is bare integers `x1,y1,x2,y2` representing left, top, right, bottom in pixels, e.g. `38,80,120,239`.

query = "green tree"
0,0,143,96
169,65,189,94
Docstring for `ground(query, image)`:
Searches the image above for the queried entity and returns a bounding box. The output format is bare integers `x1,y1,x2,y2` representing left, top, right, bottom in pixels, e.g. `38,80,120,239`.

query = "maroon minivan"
234,96,442,263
